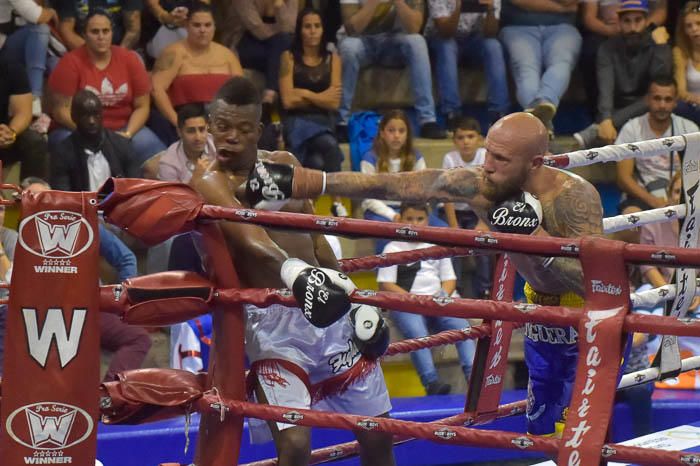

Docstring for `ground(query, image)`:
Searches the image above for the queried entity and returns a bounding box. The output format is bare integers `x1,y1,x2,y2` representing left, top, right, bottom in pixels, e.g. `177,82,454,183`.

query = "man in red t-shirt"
48,9,165,164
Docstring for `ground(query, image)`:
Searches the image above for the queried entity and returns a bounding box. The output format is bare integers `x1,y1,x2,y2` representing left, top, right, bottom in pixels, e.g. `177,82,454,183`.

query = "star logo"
282,411,304,423
434,427,457,440
234,209,257,219
601,445,617,458
357,419,379,430
511,436,534,449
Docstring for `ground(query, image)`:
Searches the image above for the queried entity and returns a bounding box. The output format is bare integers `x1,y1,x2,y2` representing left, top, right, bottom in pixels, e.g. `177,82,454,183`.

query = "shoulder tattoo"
547,181,603,238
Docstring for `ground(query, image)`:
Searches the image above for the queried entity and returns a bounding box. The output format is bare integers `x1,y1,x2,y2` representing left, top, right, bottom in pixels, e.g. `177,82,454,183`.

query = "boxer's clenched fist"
281,258,356,328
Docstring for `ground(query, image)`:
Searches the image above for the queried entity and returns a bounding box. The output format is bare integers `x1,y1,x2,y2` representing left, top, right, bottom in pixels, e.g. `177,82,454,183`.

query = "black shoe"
420,121,447,139
336,124,348,143
426,380,451,395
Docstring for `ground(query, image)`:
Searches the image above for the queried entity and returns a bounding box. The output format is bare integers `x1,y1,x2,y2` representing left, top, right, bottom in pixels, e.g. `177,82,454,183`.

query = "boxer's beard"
481,169,529,203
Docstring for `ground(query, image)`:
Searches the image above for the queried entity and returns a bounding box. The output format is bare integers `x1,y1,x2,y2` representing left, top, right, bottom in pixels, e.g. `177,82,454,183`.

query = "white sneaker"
573,124,599,149
32,97,42,117
331,201,348,217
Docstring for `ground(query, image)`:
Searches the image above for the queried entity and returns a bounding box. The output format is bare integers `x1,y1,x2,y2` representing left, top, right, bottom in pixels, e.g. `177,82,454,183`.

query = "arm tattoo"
533,180,604,295
325,167,487,207
547,180,604,238
438,168,484,204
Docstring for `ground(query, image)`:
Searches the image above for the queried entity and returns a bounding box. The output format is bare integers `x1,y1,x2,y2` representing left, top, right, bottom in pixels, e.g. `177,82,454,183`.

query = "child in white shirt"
439,117,493,299
377,202,475,395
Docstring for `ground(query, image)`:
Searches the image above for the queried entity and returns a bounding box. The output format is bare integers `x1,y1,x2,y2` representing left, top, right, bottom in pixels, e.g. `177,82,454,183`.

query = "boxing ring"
3,134,700,465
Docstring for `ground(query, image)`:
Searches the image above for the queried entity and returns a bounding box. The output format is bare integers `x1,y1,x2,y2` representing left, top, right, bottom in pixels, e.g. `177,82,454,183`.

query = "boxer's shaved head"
490,112,549,160
481,112,548,202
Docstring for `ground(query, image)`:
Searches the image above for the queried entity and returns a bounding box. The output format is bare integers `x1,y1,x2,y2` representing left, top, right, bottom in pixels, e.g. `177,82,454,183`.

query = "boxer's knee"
356,418,395,466
276,426,311,466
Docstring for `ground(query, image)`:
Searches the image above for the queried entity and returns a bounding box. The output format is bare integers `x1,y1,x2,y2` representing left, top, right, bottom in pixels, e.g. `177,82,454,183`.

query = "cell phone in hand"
461,0,488,13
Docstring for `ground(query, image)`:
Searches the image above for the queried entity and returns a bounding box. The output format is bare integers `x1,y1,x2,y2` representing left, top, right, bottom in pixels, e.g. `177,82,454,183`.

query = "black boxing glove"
281,258,356,328
246,161,326,208
350,304,390,360
488,191,543,235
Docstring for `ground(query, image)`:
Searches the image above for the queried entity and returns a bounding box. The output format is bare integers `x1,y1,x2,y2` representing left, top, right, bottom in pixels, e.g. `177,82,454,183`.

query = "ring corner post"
557,237,629,466
195,222,245,466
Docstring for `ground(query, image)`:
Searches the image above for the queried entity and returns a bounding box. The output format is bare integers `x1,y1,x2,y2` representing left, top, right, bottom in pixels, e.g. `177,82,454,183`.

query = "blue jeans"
390,310,475,388
337,33,437,125
49,126,165,165
1,24,50,97
499,24,581,109
428,34,510,116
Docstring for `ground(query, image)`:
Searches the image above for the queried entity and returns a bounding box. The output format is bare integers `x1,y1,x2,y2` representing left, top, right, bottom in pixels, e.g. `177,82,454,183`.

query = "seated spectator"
579,0,667,118
637,172,700,393
23,177,152,381
499,0,581,133
48,10,165,165
0,59,48,180
0,203,16,375
279,7,347,215
0,0,55,116
145,0,189,60
638,173,696,299
615,77,698,225
425,0,510,128
361,110,446,252
438,117,492,298
56,0,141,51
575,0,672,148
378,202,475,395
337,0,446,139
150,2,242,145
673,1,700,124
232,0,297,120
50,89,141,191
157,103,215,182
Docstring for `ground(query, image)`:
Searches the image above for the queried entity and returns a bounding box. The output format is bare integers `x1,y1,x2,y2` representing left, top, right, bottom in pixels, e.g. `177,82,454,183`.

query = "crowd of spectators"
1,0,700,401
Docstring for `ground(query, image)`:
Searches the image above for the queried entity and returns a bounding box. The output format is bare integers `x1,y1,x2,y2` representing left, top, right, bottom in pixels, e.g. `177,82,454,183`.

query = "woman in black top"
279,8,346,214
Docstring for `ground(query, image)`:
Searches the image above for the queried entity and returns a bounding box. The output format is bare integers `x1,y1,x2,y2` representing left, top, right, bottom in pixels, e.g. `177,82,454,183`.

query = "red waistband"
247,357,377,404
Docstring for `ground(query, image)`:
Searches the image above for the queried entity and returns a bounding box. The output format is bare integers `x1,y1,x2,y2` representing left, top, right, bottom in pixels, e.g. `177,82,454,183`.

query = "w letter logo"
36,218,81,256
23,308,86,368
26,409,76,447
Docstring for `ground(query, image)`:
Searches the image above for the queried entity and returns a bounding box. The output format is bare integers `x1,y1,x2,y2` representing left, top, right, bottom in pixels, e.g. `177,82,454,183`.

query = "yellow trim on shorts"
524,282,585,308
